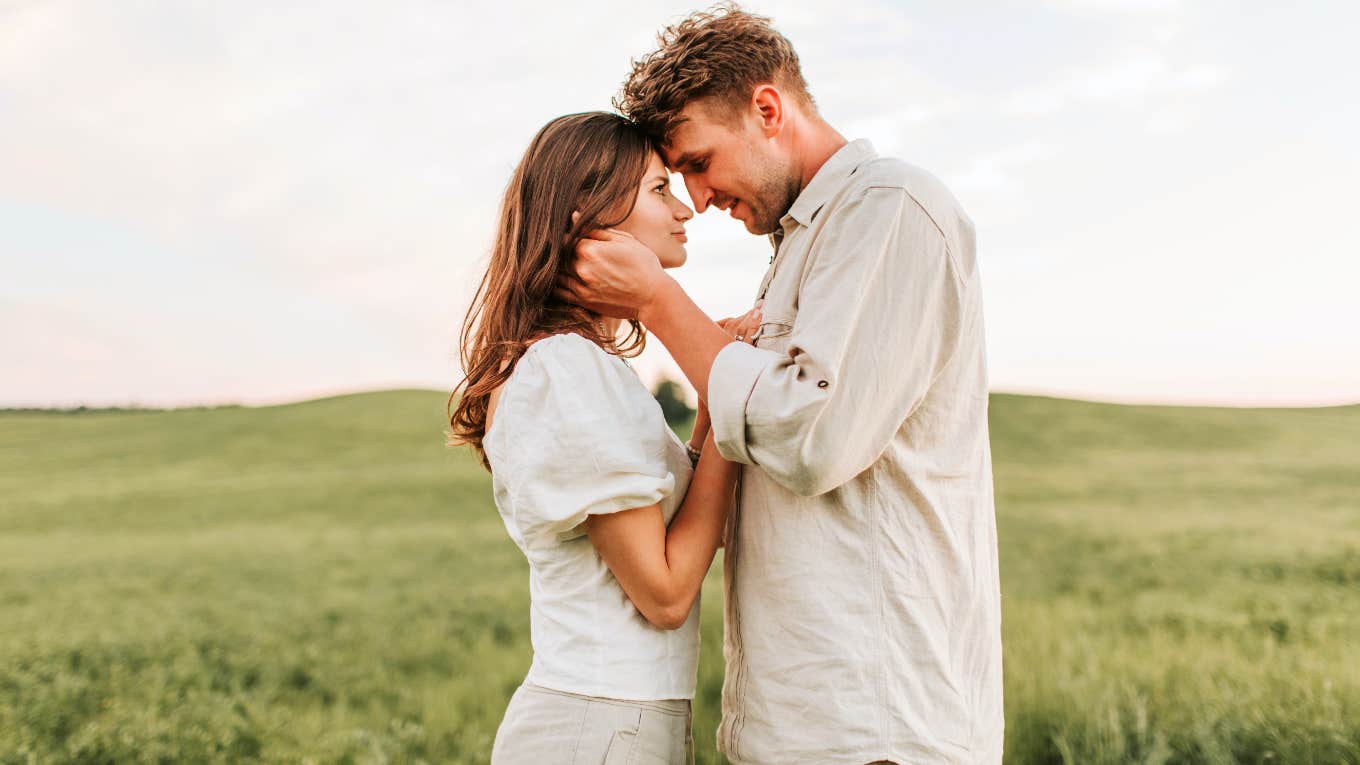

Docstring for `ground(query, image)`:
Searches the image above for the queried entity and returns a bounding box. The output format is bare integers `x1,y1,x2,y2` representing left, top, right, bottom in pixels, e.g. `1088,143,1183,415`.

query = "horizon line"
3,385,1358,413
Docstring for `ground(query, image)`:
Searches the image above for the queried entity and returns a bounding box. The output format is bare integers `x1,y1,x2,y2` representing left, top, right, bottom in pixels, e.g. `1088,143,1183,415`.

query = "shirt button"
817,380,829,389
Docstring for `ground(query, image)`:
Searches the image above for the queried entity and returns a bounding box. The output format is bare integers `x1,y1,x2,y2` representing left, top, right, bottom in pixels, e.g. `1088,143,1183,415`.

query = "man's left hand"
557,227,667,320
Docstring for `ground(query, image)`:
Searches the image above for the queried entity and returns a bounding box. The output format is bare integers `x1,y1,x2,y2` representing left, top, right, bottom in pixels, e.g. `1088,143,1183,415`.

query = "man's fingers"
578,227,637,243
555,274,594,307
578,228,622,243
557,274,588,296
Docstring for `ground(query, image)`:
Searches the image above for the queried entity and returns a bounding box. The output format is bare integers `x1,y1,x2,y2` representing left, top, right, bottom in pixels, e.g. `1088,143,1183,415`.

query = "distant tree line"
0,404,243,415
651,379,695,426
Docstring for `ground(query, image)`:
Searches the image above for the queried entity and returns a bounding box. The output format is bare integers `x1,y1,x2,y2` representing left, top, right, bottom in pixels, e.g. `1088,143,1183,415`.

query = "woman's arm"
688,399,711,452
584,427,737,629
583,309,759,630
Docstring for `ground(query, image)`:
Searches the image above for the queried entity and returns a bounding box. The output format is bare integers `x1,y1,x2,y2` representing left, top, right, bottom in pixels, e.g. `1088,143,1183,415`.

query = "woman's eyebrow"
648,174,670,185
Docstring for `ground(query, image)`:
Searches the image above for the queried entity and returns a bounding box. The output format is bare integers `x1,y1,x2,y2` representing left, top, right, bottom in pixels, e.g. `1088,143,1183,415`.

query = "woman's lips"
672,231,688,243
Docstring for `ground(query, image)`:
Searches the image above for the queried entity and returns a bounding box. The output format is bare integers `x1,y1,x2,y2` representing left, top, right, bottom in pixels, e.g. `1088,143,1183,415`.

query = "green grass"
1,391,1357,763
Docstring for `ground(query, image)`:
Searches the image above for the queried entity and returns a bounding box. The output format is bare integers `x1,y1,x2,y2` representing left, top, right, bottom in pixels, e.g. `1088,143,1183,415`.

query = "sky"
2,0,1358,408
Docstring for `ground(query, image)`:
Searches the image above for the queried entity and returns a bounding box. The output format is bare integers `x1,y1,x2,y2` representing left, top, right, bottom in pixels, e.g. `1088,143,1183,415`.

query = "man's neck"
792,117,849,190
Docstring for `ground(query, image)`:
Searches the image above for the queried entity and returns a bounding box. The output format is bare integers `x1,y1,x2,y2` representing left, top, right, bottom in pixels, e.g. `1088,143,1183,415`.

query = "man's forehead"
661,108,721,168
660,130,696,169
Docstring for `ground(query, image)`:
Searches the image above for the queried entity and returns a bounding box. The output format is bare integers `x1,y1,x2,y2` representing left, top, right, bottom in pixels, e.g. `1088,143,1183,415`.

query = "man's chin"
726,202,777,235
744,217,779,236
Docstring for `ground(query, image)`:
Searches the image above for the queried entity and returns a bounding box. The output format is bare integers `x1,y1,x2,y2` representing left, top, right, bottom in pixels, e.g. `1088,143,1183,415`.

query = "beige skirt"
491,682,694,765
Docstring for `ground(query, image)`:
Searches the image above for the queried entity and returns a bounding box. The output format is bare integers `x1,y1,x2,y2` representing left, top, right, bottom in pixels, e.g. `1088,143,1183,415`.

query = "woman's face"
616,152,694,269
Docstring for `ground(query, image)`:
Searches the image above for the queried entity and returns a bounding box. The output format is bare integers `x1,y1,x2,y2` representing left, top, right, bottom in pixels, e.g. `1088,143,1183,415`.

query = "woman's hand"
717,300,763,346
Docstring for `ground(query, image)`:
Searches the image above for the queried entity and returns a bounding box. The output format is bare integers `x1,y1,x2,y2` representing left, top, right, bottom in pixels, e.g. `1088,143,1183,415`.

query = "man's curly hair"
614,3,814,144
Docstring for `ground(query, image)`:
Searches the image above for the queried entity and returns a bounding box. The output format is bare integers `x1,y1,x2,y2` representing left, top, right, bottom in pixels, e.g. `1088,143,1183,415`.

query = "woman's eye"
654,184,669,194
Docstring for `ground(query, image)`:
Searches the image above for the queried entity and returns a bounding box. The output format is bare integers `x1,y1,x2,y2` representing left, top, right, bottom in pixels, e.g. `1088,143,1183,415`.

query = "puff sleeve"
493,334,676,546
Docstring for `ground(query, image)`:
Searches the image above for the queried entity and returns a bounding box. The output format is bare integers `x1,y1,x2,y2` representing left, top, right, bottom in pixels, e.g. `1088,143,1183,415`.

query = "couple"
449,6,1003,764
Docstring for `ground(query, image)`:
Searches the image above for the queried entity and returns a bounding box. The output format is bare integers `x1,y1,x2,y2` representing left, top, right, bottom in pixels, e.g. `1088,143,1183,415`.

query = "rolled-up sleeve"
708,185,966,497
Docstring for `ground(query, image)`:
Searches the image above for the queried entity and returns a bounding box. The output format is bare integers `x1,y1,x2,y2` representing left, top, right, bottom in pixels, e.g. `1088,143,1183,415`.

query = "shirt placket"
750,228,791,345
723,226,795,761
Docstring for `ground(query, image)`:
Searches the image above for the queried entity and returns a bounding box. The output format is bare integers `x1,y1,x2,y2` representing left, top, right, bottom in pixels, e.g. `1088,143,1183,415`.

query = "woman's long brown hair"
448,112,655,470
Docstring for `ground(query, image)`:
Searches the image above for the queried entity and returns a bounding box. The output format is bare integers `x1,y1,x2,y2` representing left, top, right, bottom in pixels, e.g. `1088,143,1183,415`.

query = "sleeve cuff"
708,341,773,466
550,470,677,542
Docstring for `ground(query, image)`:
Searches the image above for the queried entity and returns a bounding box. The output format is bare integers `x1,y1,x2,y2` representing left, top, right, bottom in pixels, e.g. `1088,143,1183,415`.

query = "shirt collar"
781,138,878,230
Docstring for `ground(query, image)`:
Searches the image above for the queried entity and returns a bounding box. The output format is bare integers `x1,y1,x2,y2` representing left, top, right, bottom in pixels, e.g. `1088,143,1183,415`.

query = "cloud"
1005,54,1230,115
1051,0,1182,12
951,142,1059,195
1143,109,1193,134
3,0,1353,407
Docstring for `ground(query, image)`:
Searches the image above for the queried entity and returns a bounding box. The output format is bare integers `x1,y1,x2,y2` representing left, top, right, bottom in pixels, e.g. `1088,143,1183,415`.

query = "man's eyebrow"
670,152,702,171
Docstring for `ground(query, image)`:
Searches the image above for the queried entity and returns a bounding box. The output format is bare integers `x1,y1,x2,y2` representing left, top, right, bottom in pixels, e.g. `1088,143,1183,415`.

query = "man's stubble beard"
747,155,802,236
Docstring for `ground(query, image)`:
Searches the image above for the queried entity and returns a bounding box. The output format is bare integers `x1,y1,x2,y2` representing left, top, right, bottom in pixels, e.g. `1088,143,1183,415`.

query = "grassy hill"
1,391,1356,763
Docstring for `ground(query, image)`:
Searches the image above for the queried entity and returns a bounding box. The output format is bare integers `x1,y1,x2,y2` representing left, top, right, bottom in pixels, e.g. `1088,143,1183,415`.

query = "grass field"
1,391,1357,764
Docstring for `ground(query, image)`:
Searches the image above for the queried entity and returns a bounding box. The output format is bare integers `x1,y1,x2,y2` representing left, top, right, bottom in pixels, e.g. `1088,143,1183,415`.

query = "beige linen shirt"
708,139,1004,765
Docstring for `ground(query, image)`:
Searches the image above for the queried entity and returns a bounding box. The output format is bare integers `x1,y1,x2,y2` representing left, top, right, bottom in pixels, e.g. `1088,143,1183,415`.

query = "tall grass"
1,391,1356,763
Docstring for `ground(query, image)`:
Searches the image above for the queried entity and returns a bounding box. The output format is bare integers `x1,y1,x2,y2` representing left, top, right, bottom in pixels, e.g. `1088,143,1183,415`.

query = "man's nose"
684,176,713,214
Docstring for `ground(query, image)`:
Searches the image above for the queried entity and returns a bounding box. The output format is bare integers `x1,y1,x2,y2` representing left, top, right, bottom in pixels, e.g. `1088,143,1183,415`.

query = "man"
559,6,1003,764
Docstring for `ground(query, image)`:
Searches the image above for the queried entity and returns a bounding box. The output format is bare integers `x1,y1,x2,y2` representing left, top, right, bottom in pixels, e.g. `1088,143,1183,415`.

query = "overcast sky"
3,0,1358,408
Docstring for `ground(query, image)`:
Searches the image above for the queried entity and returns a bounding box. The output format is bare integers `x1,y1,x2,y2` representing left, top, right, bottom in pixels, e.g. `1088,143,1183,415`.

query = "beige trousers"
491,682,694,765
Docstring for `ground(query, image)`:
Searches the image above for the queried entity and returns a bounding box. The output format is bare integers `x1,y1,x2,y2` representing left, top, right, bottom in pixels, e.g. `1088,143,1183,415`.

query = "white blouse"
483,332,699,701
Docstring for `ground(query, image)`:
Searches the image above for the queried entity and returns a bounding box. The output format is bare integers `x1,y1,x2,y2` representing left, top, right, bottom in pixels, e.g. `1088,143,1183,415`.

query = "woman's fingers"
715,308,761,344
732,306,762,344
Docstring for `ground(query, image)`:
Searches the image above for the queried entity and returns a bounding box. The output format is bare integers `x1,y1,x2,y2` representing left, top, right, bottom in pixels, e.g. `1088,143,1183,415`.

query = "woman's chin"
660,248,688,269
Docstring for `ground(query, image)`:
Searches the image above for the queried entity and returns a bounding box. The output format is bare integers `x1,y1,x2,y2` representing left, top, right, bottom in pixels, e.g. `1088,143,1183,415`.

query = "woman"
448,112,757,764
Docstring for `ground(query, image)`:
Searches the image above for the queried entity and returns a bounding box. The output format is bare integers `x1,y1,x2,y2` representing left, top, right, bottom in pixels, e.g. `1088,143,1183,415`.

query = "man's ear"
751,84,785,139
